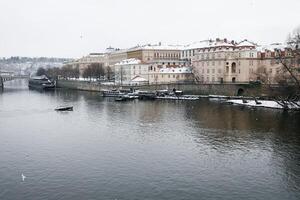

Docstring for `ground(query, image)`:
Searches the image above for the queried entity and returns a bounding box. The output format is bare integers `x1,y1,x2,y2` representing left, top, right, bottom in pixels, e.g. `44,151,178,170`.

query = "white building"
149,66,194,84
114,58,149,85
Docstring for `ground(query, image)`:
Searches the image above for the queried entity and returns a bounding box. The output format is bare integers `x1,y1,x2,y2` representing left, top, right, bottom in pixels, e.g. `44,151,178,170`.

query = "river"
1,80,300,200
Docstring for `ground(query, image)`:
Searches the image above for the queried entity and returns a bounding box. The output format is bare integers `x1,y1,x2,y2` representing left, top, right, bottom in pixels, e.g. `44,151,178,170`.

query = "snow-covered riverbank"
226,99,300,110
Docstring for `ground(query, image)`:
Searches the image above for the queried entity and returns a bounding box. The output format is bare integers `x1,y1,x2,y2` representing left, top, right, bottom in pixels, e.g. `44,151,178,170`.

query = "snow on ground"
226,99,300,110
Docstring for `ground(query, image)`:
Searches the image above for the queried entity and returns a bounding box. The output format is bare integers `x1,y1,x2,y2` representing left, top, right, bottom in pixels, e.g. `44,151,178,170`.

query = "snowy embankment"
226,99,300,110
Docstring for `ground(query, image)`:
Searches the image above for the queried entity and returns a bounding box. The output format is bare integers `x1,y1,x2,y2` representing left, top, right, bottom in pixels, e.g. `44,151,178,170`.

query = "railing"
0,74,29,83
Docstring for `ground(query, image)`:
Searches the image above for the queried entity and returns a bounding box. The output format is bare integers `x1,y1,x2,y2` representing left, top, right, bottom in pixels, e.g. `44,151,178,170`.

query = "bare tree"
106,66,113,80
59,65,79,79
45,67,61,79
275,26,300,91
254,66,272,85
90,63,105,80
36,67,46,76
82,65,93,81
82,63,105,81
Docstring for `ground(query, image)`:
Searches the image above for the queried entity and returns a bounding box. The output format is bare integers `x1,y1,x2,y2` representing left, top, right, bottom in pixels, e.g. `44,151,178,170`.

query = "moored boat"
137,91,157,100
102,89,125,97
156,95,199,100
55,106,73,111
28,75,55,90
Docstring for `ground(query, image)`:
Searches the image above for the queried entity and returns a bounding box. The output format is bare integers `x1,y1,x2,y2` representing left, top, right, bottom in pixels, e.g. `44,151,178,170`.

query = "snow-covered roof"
182,40,211,50
115,58,142,66
257,43,287,52
128,43,184,51
131,76,148,82
209,40,235,48
237,39,257,47
158,67,192,74
183,39,236,50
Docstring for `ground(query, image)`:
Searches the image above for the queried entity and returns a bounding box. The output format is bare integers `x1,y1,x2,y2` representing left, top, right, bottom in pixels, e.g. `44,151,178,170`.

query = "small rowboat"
55,106,73,111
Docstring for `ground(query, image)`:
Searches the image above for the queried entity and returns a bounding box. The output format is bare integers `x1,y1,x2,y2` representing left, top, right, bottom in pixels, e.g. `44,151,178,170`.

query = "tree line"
36,63,113,80
36,65,80,79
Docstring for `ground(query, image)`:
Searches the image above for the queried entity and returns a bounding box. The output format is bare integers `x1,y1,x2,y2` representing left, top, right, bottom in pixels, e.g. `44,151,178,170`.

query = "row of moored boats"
102,89,200,101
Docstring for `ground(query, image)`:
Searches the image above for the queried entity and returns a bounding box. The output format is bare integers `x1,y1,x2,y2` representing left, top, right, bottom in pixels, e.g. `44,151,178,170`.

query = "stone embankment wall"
56,80,296,97
0,77,3,89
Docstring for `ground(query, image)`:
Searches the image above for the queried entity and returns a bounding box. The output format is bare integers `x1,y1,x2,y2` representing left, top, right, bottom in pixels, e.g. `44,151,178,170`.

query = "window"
218,69,222,73
231,63,236,73
212,69,215,74
207,69,210,73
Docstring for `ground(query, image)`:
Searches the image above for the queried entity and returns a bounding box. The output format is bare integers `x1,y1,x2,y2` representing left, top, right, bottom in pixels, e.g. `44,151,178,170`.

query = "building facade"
148,66,194,84
192,39,299,84
126,43,182,65
114,58,149,85
181,40,210,64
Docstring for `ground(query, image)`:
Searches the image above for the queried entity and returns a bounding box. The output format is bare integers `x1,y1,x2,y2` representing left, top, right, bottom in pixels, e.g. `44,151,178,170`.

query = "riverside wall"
0,77,3,89
57,80,296,97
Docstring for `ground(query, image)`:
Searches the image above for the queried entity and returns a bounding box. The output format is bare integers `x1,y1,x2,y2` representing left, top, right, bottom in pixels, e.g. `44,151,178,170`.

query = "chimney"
159,42,162,46
216,38,220,42
224,38,227,43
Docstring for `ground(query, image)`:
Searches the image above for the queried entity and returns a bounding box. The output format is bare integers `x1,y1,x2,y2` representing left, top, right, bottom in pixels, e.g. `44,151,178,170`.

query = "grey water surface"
0,80,300,200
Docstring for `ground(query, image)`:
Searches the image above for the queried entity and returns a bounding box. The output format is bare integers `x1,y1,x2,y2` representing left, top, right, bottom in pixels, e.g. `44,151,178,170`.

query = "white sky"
0,0,299,58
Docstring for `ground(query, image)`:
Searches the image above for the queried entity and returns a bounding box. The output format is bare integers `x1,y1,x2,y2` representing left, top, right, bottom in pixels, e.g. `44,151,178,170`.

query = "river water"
1,80,300,200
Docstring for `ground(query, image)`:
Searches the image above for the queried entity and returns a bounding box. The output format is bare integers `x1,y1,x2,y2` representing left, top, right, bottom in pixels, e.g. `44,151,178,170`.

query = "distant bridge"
0,71,29,88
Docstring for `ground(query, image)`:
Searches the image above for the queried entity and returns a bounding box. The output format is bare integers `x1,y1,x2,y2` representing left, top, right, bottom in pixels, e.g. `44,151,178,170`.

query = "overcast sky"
0,0,299,58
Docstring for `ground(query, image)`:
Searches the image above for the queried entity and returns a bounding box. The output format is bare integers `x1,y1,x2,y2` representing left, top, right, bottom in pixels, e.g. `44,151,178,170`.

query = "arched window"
231,62,236,73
